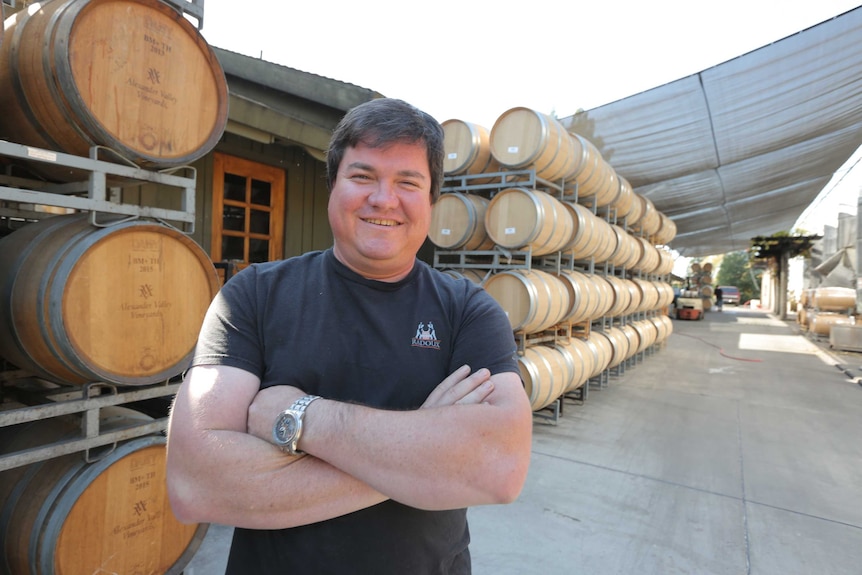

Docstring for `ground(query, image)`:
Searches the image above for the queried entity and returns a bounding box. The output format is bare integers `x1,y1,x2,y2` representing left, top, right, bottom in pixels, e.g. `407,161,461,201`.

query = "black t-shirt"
192,249,518,574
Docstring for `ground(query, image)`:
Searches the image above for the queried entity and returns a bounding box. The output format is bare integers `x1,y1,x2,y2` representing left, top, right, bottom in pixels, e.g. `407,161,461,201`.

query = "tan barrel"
625,193,646,227
489,107,578,182
812,287,855,311
564,134,608,198
580,164,620,209
618,279,641,316
0,214,220,385
591,275,616,318
595,327,630,369
557,337,596,392
632,319,658,353
484,188,574,255
607,224,641,269
600,275,633,318
632,196,661,237
701,285,715,298
650,314,674,343
560,201,614,260
441,119,502,182
0,0,228,179
519,344,571,411
653,213,677,245
556,269,607,324
429,193,495,250
585,332,613,379
590,218,618,264
656,282,676,308
633,237,661,274
808,312,854,336
483,269,569,334
632,278,660,312
612,176,636,219
654,246,675,276
619,324,640,360
0,408,206,575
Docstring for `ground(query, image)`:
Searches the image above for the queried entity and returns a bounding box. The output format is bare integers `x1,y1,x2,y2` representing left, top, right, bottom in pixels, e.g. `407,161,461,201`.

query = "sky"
201,0,862,238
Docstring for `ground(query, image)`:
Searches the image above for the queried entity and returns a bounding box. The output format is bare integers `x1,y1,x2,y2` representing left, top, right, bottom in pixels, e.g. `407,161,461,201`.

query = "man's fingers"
422,366,491,408
455,379,494,405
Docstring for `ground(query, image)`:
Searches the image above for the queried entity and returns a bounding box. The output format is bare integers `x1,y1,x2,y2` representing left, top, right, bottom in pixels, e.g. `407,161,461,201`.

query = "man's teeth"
366,219,398,226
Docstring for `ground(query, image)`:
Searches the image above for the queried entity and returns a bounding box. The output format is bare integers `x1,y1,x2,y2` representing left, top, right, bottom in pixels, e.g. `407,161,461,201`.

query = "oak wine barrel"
0,407,206,575
0,214,220,385
490,108,578,182
518,344,570,411
442,119,502,183
429,193,494,250
0,0,228,180
484,188,574,256
811,287,855,311
483,269,569,334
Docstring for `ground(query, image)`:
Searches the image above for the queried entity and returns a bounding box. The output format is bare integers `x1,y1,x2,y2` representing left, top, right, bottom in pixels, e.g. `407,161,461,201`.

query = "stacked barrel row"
797,286,857,337
434,107,679,413
440,108,677,246
687,261,715,309
442,268,675,411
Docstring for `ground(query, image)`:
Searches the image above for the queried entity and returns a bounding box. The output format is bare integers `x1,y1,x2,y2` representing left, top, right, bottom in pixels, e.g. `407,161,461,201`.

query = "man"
714,286,723,311
166,98,533,574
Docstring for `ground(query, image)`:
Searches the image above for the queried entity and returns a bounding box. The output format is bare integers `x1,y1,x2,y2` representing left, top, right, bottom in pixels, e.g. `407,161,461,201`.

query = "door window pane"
222,236,245,260
223,205,246,231
224,173,247,202
249,239,269,263
250,179,272,206
250,210,270,234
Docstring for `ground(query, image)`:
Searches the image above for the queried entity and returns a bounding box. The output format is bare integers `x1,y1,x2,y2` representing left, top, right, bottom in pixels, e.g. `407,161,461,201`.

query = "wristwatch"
272,395,321,455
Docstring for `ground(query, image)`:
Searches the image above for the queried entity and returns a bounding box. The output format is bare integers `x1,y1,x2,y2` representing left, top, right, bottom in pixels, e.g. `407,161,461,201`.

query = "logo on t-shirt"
411,321,441,350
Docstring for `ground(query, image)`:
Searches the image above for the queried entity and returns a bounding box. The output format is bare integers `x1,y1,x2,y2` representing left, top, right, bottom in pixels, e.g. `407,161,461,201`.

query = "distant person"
714,286,724,311
165,98,533,574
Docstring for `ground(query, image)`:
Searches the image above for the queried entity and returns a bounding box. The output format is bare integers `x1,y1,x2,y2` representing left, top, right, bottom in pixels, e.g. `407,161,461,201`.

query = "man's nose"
368,181,399,207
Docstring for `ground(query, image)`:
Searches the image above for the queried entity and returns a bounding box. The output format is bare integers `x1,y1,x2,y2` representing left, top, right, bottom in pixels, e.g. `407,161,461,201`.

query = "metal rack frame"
0,140,197,233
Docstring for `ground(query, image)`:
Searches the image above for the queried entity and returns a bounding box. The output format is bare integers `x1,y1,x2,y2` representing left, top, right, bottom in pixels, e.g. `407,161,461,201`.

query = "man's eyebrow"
345,162,427,180
345,161,374,172
396,169,427,180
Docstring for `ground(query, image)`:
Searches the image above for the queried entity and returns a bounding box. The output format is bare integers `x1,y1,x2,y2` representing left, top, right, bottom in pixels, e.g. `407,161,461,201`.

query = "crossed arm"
165,364,532,530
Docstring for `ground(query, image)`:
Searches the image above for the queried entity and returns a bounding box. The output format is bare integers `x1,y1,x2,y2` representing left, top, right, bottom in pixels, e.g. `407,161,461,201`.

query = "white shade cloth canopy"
560,7,862,257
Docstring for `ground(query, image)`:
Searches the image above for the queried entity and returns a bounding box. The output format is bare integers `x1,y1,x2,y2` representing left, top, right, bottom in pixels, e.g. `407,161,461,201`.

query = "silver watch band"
290,394,321,454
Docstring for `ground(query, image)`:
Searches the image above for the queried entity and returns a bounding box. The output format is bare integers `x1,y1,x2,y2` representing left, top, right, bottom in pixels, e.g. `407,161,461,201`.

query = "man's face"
328,141,433,282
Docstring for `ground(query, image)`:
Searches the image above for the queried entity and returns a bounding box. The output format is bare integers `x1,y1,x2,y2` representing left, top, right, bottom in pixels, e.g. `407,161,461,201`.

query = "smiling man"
165,98,533,574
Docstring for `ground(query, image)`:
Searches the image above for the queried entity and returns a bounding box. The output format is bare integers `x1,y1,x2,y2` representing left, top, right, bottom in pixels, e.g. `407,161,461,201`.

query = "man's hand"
421,365,494,408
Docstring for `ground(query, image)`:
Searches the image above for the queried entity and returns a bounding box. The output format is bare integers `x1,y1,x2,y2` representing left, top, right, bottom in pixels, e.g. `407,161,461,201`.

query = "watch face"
274,412,299,445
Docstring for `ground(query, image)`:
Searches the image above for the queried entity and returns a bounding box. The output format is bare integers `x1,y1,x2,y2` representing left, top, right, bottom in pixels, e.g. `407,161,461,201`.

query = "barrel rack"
433,170,672,425
0,139,198,471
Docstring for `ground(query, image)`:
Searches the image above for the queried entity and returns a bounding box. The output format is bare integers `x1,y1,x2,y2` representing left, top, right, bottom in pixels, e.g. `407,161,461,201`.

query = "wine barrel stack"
432,109,678,418
0,1,226,572
797,286,857,338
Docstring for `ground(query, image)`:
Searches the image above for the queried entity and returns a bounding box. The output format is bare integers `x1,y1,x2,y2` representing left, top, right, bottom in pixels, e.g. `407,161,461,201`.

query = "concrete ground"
182,307,862,575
